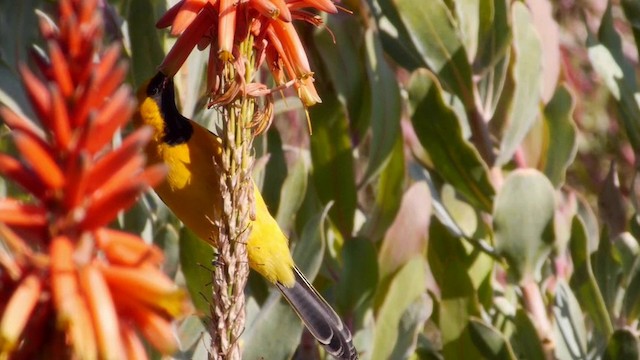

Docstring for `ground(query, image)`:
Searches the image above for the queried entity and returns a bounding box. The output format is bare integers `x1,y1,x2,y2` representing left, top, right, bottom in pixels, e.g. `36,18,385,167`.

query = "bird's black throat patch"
146,72,194,146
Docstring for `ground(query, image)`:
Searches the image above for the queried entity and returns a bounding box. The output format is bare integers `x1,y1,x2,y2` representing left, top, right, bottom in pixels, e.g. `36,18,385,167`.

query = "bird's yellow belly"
154,144,295,286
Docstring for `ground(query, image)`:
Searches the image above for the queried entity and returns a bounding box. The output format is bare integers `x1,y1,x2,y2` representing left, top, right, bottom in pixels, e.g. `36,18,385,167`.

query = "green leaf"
468,318,517,360
587,4,640,152
154,223,180,278
315,14,370,137
336,237,378,315
409,69,494,212
366,0,424,71
359,135,405,241
493,169,555,284
0,0,42,134
179,227,215,318
599,163,628,237
510,309,546,360
360,28,401,185
176,315,206,356
378,181,431,279
621,0,640,61
414,334,444,360
291,204,329,280
604,329,640,360
242,292,304,360
474,0,512,73
552,280,588,359
127,0,165,88
542,85,578,187
592,227,623,320
394,0,475,109
389,295,433,359
371,257,427,360
622,246,640,322
309,94,357,237
452,0,482,61
476,46,510,122
496,2,543,165
427,219,483,359
568,217,613,338
0,0,42,69
275,155,308,233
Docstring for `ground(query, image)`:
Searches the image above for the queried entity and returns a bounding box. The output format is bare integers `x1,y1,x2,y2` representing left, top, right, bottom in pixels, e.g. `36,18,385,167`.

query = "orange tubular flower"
156,0,340,128
0,0,190,358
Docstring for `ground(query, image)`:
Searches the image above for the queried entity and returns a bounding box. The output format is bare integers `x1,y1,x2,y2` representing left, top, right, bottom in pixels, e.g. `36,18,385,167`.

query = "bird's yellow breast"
138,97,295,286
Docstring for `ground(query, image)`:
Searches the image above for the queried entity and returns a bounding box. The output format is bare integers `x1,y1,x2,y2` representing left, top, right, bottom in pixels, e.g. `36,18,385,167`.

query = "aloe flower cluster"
157,0,339,132
0,0,190,358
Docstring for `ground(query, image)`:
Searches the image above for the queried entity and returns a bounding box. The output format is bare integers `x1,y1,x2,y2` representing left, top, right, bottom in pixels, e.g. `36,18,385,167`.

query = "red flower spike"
81,182,146,231
265,25,297,80
250,0,291,22
171,0,209,36
156,0,185,31
0,274,42,353
138,164,168,190
49,235,77,315
62,152,90,210
78,0,98,27
36,10,58,40
49,86,72,150
160,5,217,76
13,132,64,191
64,16,82,59
120,322,149,360
79,264,126,360
0,1,187,357
0,107,46,140
50,237,98,358
84,126,153,192
95,228,164,267
69,296,99,359
270,19,311,75
289,0,338,13
0,200,47,227
207,42,221,93
270,0,292,21
0,155,45,199
78,43,121,90
47,41,74,98
90,155,146,198
218,0,237,61
19,65,51,124
103,265,187,317
78,63,129,129
129,305,178,355
84,88,135,154
58,0,73,20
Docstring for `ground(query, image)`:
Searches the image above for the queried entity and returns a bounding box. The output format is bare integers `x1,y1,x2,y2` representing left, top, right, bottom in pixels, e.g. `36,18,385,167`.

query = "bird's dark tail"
276,266,358,360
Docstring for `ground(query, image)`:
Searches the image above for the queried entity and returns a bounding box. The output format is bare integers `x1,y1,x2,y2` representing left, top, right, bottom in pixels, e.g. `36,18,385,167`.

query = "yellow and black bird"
136,71,357,360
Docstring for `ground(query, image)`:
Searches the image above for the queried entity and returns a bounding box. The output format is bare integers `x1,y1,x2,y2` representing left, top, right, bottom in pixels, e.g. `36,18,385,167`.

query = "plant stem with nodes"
209,34,256,360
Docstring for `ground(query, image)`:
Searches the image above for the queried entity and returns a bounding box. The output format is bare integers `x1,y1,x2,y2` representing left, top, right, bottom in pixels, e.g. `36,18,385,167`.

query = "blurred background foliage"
1,0,640,359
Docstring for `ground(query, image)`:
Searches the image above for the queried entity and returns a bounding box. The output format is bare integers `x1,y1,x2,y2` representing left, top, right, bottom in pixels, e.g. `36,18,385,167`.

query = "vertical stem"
521,280,555,360
209,34,255,360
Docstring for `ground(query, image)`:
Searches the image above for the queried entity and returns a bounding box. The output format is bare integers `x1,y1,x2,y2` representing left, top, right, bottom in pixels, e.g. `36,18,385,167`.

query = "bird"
135,71,357,360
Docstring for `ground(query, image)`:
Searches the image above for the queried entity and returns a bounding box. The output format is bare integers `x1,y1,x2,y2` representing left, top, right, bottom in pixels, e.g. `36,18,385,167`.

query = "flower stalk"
209,34,256,360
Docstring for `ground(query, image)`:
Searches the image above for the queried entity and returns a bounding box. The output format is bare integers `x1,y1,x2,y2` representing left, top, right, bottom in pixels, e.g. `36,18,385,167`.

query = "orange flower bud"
102,265,189,317
79,264,126,360
13,131,64,190
0,274,42,354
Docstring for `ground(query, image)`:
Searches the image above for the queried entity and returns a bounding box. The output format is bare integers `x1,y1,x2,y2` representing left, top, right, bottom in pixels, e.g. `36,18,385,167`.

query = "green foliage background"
1,0,640,359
